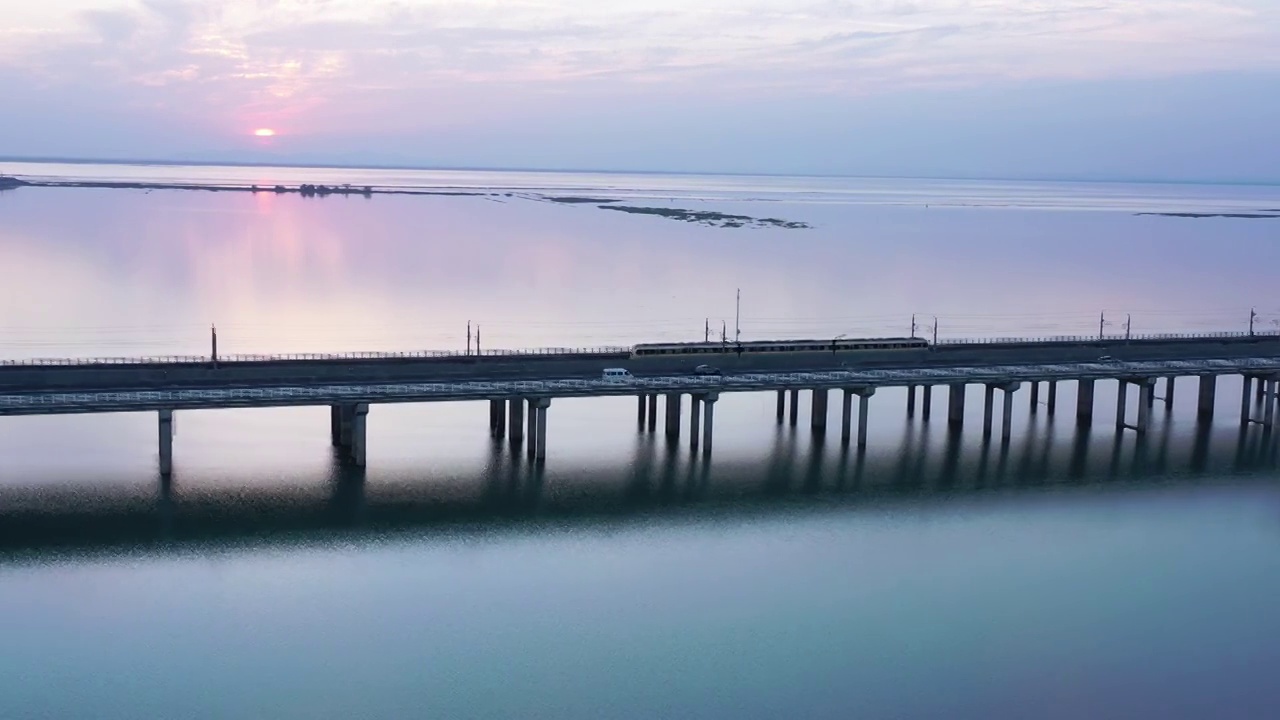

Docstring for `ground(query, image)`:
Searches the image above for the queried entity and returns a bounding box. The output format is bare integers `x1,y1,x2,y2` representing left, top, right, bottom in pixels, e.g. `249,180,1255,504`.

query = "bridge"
2,329,1280,476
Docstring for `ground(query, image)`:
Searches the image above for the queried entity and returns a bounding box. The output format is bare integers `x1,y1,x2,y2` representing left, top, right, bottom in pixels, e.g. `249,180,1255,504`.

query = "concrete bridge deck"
2,330,1279,477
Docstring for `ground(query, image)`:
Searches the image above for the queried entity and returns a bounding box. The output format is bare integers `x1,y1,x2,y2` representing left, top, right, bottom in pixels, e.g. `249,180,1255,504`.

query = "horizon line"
0,154,1276,188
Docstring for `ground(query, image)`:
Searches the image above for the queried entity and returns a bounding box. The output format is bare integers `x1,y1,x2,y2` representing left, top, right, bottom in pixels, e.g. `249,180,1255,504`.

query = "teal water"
1,166,1279,718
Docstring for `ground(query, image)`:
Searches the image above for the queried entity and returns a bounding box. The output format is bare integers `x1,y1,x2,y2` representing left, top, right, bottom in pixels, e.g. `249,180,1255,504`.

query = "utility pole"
210,324,218,366
476,325,481,355
721,321,727,344
705,318,709,343
911,313,917,339
1099,312,1105,340
1125,313,1131,341
467,321,472,355
1250,308,1257,336
932,317,939,345
735,288,741,342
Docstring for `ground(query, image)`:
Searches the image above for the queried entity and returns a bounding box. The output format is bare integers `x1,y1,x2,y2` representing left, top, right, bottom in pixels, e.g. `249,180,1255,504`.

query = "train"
630,336,930,358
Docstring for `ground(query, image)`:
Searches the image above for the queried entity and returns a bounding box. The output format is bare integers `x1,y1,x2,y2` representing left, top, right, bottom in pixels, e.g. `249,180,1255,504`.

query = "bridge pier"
690,394,703,451
982,383,1019,441
922,386,933,421
534,398,550,461
665,393,682,439
1163,377,1175,410
509,398,524,443
330,405,342,446
647,394,658,433
1197,375,1217,421
788,389,799,426
839,387,875,448
907,385,917,418
158,409,174,476
638,395,646,426
1030,382,1040,413
1076,379,1095,427
1116,378,1154,434
947,383,966,428
337,404,355,447
776,390,785,423
526,398,537,454
1047,381,1058,416
349,403,368,466
811,389,828,433
1241,375,1254,425
1265,378,1277,429
701,392,719,456
1001,383,1018,441
489,400,506,439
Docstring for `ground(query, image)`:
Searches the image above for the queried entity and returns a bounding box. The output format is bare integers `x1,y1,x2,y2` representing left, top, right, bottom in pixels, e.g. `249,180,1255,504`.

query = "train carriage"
631,337,929,357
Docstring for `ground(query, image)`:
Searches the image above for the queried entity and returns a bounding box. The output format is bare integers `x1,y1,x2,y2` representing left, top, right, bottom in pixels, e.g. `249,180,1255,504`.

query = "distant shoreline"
0,175,485,198
0,175,812,229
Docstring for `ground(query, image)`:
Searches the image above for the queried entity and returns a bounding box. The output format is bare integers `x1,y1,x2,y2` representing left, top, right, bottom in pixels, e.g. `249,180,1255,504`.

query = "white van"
603,368,633,380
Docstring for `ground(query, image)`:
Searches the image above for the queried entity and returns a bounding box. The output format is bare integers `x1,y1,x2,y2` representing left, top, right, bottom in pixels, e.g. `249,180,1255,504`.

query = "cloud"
0,0,1278,177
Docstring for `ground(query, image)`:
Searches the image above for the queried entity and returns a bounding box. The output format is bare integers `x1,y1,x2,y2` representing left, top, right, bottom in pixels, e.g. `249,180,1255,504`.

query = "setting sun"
254,128,276,137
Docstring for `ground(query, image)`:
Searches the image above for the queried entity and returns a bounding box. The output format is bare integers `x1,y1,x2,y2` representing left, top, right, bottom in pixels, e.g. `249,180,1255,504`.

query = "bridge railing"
934,330,1280,345
0,346,632,367
2,330,1280,367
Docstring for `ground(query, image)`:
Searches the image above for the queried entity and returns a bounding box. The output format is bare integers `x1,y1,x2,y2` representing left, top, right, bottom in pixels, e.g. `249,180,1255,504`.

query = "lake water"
1,162,1279,718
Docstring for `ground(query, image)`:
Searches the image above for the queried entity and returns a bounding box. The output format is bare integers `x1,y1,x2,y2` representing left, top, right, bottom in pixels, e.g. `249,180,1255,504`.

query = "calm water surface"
1,165,1279,718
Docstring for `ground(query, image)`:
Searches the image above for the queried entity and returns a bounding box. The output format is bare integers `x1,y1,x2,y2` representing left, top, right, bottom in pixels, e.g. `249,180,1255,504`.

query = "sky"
1,0,1279,181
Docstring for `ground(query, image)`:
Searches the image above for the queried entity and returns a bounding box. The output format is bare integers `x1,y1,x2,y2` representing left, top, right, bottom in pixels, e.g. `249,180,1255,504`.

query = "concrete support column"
907,385,917,418
527,398,538,455
789,389,799,426
665,393,682,439
811,388,829,433
1164,377,1176,410
534,398,550,461
1001,385,1016,441
857,390,873,448
1241,375,1253,425
1076,379,1096,427
638,395,647,426
350,403,369,467
841,389,854,444
647,394,658,433
329,405,342,446
922,386,933,421
947,383,966,428
490,400,506,439
508,398,524,442
1136,381,1152,434
1264,378,1277,430
1047,381,1058,416
340,404,355,447
158,409,174,476
1115,380,1129,430
776,390,785,423
690,395,703,451
982,385,996,438
1197,375,1217,421
1030,382,1040,413
702,393,719,456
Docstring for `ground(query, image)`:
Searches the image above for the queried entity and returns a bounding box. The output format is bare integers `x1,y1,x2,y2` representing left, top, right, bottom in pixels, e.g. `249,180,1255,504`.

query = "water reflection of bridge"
0,418,1275,558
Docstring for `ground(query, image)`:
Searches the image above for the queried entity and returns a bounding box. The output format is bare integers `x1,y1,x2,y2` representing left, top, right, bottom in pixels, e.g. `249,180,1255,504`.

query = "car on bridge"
693,364,723,376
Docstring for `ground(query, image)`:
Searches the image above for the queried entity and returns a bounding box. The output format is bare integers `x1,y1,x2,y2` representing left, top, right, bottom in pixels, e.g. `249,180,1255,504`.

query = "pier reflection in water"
1,402,1276,556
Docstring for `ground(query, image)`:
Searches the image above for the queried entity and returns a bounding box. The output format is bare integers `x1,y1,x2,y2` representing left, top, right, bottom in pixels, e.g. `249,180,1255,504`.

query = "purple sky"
2,0,1278,181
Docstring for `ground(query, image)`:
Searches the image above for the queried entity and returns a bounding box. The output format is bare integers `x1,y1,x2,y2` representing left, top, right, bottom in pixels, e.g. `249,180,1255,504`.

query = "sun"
253,128,276,137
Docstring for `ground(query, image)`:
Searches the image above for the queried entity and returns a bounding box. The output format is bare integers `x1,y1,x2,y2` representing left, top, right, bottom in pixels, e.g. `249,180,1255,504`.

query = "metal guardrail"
1,330,1278,368
0,346,632,368
2,357,1277,415
934,330,1280,345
